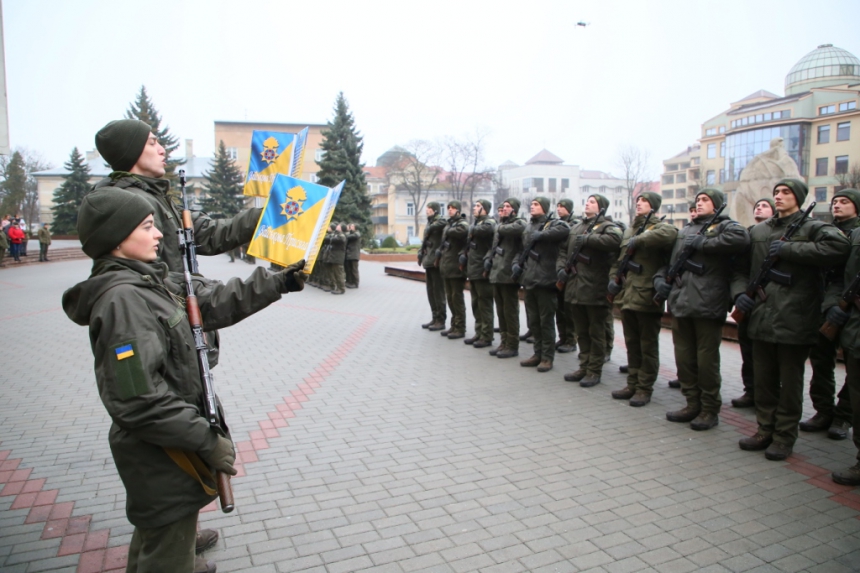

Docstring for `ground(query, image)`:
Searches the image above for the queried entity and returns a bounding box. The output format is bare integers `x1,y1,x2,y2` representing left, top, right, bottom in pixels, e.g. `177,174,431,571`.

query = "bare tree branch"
616,146,651,224
385,140,442,234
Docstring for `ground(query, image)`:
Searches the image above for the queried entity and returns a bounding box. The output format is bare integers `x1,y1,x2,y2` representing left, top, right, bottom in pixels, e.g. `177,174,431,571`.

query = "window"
691,157,700,165
548,178,557,193
837,122,851,142
406,202,414,216
783,110,791,119
676,173,687,183
522,178,531,192
532,178,544,192
315,149,325,162
720,141,726,157
707,143,716,159
815,187,827,202
719,169,726,183
719,126,726,134
676,188,686,198
308,173,318,183
818,124,831,144
690,169,700,180
407,226,415,237
764,112,772,121
816,157,828,176
820,105,836,116
705,128,717,136
839,101,857,112
561,178,570,191
773,111,782,120
666,164,679,172
731,120,737,128
662,174,674,184
836,156,849,175
680,162,690,169
662,189,674,199
706,170,715,185
226,147,238,160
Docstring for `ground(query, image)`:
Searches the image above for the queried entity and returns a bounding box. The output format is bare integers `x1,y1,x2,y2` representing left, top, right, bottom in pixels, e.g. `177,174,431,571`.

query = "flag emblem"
280,186,307,222
115,344,134,361
261,137,280,164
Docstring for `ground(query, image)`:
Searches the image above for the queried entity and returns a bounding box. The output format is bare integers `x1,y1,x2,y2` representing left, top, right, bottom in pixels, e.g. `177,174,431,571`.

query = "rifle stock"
607,210,655,303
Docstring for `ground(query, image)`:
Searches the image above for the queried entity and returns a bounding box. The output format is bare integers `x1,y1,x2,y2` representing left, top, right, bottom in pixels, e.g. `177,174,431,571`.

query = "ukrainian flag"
243,128,309,198
115,344,134,361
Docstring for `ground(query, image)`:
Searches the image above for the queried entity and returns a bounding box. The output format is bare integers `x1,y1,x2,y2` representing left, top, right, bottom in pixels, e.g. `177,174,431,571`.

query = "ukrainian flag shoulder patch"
115,344,135,361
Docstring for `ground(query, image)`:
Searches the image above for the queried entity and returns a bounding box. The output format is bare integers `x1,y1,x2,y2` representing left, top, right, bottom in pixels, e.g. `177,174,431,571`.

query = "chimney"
86,149,101,161
185,139,194,159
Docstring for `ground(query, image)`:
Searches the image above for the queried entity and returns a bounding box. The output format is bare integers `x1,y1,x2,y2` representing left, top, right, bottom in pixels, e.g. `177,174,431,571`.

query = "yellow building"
660,145,701,228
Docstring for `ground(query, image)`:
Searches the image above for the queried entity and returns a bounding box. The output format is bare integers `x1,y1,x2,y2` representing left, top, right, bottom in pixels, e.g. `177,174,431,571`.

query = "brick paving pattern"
1,256,859,572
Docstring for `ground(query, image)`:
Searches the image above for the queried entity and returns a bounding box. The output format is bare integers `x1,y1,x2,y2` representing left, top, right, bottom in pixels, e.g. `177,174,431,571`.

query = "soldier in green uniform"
486,198,526,358
62,188,306,573
656,188,749,431
608,192,677,406
345,223,361,288
38,223,52,261
736,179,849,460
0,225,7,267
557,194,622,387
437,201,470,338
419,202,447,330
327,223,347,295
318,225,335,292
554,199,578,354
463,200,497,347
799,189,860,438
516,197,570,372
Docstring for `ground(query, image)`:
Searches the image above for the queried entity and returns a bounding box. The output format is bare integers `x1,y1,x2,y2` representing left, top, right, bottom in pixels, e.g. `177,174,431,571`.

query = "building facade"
660,145,701,228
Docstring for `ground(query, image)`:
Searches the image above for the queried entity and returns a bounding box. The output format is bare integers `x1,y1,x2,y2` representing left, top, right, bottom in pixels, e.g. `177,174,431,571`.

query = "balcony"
371,216,388,225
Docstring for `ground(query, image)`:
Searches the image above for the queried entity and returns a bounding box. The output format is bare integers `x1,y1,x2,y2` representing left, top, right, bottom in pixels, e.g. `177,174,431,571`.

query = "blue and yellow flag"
246,174,343,270
243,127,309,197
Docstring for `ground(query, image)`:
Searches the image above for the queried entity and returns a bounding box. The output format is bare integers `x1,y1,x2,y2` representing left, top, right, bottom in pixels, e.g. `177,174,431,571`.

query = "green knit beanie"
533,196,550,215
773,178,808,206
447,200,462,213
638,191,662,212
77,187,154,259
589,194,610,212
832,188,860,215
427,201,441,214
95,119,152,172
504,197,521,214
754,197,776,214
477,199,491,214
557,198,574,214
696,187,727,210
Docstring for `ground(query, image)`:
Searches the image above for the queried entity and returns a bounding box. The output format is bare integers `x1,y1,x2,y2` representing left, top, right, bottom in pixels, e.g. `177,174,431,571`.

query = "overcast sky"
5,0,860,178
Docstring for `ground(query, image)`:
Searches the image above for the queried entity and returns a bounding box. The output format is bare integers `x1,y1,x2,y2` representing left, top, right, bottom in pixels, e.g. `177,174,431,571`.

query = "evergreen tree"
316,92,372,244
202,141,245,218
125,85,184,181
51,148,91,234
0,151,27,217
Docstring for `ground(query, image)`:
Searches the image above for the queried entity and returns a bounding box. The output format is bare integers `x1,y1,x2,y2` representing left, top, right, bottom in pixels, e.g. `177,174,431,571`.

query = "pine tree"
316,92,372,244
125,85,184,181
202,141,245,218
51,148,91,234
0,151,27,217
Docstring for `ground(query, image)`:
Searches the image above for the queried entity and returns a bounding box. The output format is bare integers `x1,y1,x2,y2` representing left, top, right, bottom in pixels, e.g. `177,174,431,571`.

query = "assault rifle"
731,201,816,323
177,170,235,514
483,228,501,279
511,219,551,282
556,208,606,291
607,210,656,303
653,203,726,305
820,270,860,341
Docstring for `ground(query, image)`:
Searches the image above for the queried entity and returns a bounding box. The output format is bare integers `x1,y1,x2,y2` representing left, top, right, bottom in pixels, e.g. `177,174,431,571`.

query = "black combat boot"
666,406,700,423
799,412,832,432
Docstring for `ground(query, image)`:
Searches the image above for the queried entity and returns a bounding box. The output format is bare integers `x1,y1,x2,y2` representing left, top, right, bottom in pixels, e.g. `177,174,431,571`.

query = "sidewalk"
0,256,858,573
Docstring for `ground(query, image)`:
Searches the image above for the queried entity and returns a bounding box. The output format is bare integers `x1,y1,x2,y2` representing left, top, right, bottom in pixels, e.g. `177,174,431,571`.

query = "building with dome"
661,44,860,221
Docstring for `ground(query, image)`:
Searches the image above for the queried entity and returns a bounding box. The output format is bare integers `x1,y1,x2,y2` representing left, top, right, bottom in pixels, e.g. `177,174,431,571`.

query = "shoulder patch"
112,340,150,400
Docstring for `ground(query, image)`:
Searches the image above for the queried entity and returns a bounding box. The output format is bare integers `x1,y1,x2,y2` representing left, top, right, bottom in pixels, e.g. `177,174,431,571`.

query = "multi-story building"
660,145,701,228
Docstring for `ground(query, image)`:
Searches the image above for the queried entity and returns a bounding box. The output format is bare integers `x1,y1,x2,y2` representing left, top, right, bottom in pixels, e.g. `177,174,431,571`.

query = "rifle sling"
164,447,218,496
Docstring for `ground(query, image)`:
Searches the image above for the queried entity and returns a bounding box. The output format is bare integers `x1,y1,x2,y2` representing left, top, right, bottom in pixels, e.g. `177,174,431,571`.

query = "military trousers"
443,277,467,332
493,283,520,351
345,259,360,287
126,510,197,573
738,320,755,396
605,310,615,355
672,317,724,414
840,351,860,461
752,340,811,447
425,267,447,324
621,309,662,394
555,289,576,345
524,286,558,361
469,279,494,342
570,303,609,376
809,331,853,423
39,244,49,261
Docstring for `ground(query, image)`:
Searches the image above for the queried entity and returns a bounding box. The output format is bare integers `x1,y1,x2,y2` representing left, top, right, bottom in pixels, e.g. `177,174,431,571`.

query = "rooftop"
33,156,214,178
786,44,860,95
525,149,564,165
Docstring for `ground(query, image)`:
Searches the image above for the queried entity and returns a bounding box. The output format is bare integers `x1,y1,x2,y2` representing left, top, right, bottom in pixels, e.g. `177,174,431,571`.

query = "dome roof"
785,44,860,95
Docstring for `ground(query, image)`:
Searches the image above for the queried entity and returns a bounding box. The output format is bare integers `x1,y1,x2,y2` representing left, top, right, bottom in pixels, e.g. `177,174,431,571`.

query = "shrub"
381,235,399,248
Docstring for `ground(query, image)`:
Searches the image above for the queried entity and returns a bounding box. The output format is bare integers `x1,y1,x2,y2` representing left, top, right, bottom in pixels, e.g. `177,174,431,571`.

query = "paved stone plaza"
1,256,859,573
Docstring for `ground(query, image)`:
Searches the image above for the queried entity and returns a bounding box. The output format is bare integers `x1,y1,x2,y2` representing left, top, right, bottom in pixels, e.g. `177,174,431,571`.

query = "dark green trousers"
444,277,467,332
469,279,494,342
621,310,662,393
752,340,811,447
809,332,853,422
524,287,558,360
556,289,576,345
329,263,346,292
345,260,360,286
841,351,860,461
493,283,520,350
672,317,724,414
570,303,609,376
605,310,615,354
425,267,447,323
738,320,755,396
127,510,197,573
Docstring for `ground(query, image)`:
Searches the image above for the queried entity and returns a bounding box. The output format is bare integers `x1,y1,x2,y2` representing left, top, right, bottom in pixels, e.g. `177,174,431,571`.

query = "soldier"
0,223,7,267
608,192,677,405
799,188,860,438
437,201,470,338
655,188,749,430
464,200,497,347
486,198,526,358
38,223,52,262
318,224,335,292
327,223,347,295
558,194,622,386
732,198,775,408
419,202,447,331
345,223,361,288
62,188,306,573
555,199,578,354
515,197,570,372
736,179,849,460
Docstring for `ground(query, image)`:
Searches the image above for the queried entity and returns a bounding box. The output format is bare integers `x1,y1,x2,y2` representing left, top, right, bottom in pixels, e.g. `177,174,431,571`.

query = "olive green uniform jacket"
832,227,860,354
438,213,469,278
656,214,749,319
610,216,677,312
38,227,52,245
465,215,497,280
558,215,622,306
419,214,446,269
93,173,261,272
62,257,285,529
519,214,570,290
345,231,361,261
487,215,526,284
741,210,849,345
326,230,347,263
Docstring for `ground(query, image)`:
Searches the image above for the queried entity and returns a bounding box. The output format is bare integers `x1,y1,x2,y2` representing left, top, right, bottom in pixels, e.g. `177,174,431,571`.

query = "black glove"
557,269,568,283
826,305,850,326
575,235,587,248
483,258,492,273
654,276,672,299
532,231,544,242
417,251,424,264
625,237,636,252
200,435,237,476
458,254,468,266
278,259,306,292
735,293,756,314
684,234,706,251
769,240,785,258
607,279,622,296
511,263,522,279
